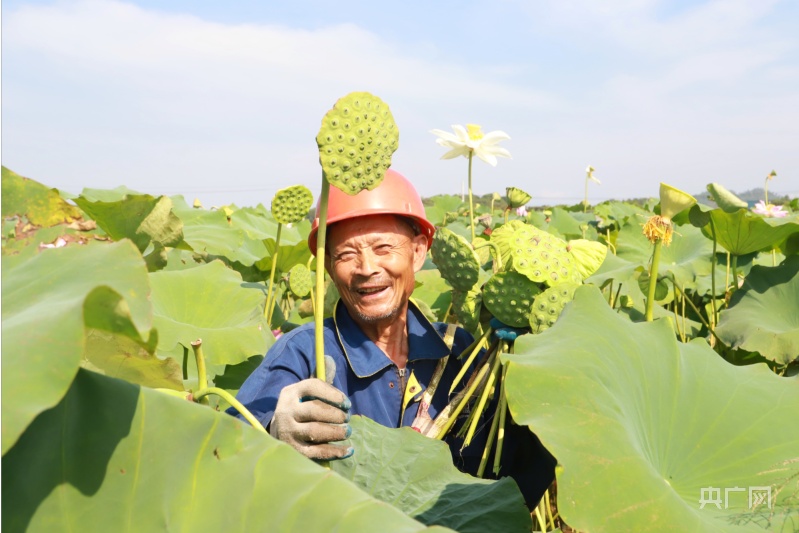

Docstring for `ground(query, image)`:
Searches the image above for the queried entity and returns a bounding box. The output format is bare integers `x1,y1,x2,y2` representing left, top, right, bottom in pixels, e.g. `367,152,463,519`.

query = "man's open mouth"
355,286,388,295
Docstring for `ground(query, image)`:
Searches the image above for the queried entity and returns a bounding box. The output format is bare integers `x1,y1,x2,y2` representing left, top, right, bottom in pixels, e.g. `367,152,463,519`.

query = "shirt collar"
333,298,452,378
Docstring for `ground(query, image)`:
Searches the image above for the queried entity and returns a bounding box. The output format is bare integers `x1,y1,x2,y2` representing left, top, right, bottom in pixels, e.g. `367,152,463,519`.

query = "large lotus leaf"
503,286,799,533
1,240,152,454
1,369,450,533
716,256,799,366
1,222,107,268
75,194,183,252
703,209,799,256
412,269,453,322
256,238,313,275
548,207,588,239
331,416,531,533
79,185,144,202
593,201,650,228
616,219,714,290
2,167,81,226
149,260,272,373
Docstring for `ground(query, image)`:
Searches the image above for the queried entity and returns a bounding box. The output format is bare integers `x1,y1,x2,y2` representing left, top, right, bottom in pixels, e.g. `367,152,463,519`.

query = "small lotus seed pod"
482,271,541,328
529,282,579,334
317,92,399,195
452,289,482,333
272,185,314,225
505,187,532,209
288,263,313,297
430,227,481,291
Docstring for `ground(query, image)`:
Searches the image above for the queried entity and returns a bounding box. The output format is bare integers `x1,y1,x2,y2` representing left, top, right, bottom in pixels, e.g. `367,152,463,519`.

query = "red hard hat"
308,169,435,254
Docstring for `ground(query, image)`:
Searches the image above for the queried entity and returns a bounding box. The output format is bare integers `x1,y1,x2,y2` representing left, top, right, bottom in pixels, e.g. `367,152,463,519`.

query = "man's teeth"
357,287,385,294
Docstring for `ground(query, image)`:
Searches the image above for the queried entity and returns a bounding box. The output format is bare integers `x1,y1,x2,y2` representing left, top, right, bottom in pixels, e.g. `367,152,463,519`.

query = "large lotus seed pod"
567,239,607,280
272,185,314,225
505,187,532,208
482,271,541,328
316,92,399,195
288,263,313,297
490,220,578,286
452,289,482,333
529,282,579,334
430,227,481,291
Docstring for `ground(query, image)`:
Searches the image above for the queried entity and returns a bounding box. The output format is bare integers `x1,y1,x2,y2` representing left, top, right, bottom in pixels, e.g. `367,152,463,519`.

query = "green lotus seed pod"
505,187,532,208
529,282,579,334
272,185,314,225
288,263,313,297
316,92,399,195
490,220,578,286
452,289,482,333
430,227,481,291
482,271,541,328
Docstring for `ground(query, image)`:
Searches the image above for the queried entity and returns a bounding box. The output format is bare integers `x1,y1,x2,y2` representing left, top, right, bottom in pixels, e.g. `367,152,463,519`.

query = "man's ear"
411,234,428,273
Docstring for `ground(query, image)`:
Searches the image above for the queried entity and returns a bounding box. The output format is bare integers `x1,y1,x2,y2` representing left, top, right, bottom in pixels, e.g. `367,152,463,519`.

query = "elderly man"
232,169,554,506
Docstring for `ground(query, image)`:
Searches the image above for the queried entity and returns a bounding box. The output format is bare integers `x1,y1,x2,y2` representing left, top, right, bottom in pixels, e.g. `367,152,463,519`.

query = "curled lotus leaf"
316,92,399,195
451,289,482,333
706,183,747,213
567,239,607,280
288,263,313,298
271,185,313,225
490,221,578,286
529,282,579,334
482,271,540,328
430,227,481,291
505,187,532,209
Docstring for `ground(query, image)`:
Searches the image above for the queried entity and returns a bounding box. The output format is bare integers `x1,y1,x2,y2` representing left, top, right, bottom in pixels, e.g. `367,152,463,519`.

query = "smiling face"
326,214,428,331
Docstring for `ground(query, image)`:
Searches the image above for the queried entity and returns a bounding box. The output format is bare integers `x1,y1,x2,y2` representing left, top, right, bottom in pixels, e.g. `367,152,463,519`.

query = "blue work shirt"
231,299,555,506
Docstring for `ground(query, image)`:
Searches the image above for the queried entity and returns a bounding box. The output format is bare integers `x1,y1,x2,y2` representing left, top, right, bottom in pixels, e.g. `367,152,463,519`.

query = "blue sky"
2,0,797,208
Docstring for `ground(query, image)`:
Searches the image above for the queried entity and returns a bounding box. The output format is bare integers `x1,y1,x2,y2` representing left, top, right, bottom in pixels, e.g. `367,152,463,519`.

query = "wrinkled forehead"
327,214,416,249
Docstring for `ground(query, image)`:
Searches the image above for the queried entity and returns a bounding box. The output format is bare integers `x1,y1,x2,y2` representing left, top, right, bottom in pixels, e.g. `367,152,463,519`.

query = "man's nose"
355,250,380,276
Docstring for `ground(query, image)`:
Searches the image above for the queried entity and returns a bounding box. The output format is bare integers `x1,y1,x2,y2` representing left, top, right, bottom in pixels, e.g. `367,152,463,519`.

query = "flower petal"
440,147,471,160
480,130,511,145
475,151,499,166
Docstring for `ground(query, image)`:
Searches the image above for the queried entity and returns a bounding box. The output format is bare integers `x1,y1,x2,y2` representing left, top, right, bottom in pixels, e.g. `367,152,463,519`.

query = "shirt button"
389,382,395,388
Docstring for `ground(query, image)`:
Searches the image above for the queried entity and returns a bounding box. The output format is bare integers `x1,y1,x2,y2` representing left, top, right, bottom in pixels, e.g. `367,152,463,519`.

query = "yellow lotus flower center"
466,124,484,141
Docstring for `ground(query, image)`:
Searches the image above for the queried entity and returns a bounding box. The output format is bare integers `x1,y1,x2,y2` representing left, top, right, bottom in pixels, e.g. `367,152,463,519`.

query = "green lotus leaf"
567,239,608,279
593,201,650,228
331,416,531,533
659,182,697,220
271,185,314,225
716,256,799,366
482,271,540,328
411,269,453,322
424,195,464,226
504,286,799,532
1,240,152,454
703,209,799,256
288,263,312,297
707,183,748,213
78,185,144,202
2,369,450,532
430,227,481,291
317,92,399,195
257,238,313,276
2,167,81,227
149,260,272,374
75,194,183,252
547,208,588,240
505,186,532,208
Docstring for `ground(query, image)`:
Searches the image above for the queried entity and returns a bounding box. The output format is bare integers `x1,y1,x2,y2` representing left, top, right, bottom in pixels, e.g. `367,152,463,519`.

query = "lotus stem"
645,240,663,322
709,217,718,326
476,383,503,478
191,339,209,405
306,255,316,316
534,506,547,532
468,151,475,242
314,178,331,382
731,254,739,292
449,330,493,395
194,387,266,434
672,282,685,343
472,240,502,271
492,364,509,475
670,276,724,346
544,488,555,530
264,222,283,324
435,361,491,440
462,350,502,448
725,252,730,293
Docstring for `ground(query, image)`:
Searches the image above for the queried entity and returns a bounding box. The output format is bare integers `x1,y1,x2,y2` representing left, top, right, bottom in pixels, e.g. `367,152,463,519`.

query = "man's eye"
374,245,392,254
336,252,355,262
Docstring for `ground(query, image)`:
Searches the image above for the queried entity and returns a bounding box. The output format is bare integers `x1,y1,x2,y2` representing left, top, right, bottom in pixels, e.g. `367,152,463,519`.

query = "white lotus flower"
430,124,511,166
586,165,601,184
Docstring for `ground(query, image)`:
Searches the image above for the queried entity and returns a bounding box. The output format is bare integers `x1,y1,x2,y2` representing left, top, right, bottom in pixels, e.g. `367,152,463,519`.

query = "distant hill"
693,187,791,208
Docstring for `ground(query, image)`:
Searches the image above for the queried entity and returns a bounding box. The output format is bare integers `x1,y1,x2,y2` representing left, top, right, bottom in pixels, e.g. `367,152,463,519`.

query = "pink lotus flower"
516,206,528,217
752,201,788,218
272,329,283,340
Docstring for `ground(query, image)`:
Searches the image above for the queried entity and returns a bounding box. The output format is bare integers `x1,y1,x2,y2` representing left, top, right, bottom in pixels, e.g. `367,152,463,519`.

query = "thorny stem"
264,222,283,324
191,339,209,405
314,178,331,382
468,151,476,242
194,387,266,434
645,240,663,322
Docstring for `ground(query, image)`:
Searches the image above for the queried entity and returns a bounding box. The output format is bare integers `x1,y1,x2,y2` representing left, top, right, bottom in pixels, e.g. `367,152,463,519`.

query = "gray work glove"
269,356,353,461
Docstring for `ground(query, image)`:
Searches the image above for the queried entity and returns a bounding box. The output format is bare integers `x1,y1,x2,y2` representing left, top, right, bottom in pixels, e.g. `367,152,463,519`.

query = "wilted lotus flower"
516,206,529,217
752,200,788,218
643,183,697,246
